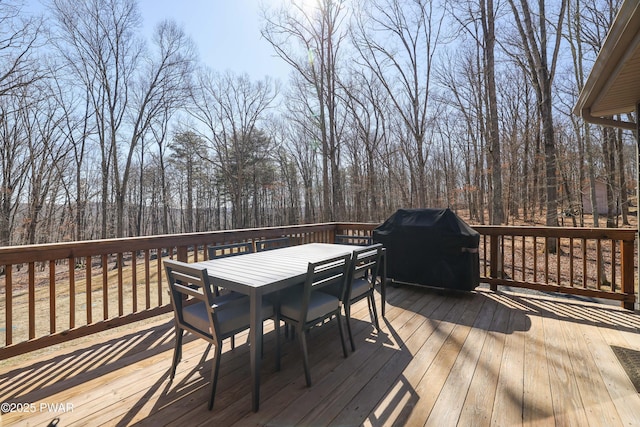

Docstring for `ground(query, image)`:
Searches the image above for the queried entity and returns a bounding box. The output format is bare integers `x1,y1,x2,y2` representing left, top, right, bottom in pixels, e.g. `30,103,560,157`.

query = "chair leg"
344,304,356,352
208,343,222,410
336,312,348,358
170,327,183,380
274,316,281,371
199,343,213,366
299,329,312,387
369,291,380,330
283,323,295,340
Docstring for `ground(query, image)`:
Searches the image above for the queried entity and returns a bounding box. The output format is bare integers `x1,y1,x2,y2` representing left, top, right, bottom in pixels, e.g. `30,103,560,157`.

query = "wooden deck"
1,285,639,426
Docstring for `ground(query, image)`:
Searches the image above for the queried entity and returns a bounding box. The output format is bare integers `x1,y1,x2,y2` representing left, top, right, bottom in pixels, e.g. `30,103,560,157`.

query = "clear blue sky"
138,0,291,82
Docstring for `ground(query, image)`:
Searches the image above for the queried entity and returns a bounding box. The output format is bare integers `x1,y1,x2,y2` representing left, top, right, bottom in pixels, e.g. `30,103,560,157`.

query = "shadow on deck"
1,285,639,426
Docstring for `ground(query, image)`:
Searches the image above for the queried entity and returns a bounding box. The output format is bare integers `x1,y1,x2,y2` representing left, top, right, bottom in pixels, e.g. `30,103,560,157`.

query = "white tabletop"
193,243,365,295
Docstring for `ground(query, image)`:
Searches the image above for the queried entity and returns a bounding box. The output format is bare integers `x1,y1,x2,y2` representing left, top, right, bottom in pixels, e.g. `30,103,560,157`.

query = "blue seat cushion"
324,277,370,301
350,277,371,299
182,296,273,337
279,287,340,323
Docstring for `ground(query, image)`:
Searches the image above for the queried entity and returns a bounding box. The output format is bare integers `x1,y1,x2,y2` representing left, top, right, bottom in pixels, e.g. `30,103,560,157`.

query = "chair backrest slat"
256,237,291,252
208,242,253,259
335,235,373,246
172,282,205,300
347,244,383,295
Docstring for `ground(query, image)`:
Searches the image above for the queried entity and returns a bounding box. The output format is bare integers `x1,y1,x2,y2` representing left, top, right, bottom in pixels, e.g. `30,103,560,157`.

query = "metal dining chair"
342,244,383,351
206,242,254,348
277,254,351,387
164,259,277,410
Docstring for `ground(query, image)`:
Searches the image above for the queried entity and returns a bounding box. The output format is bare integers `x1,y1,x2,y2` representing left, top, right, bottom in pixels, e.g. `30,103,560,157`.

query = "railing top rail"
473,225,636,240
0,223,345,264
1,223,635,265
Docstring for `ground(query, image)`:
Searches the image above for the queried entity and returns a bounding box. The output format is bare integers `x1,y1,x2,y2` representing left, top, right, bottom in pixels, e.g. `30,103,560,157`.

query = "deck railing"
474,226,636,310
0,222,636,359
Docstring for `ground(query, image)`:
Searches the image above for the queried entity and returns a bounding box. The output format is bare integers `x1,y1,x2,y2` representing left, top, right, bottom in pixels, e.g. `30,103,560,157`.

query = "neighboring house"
581,180,620,215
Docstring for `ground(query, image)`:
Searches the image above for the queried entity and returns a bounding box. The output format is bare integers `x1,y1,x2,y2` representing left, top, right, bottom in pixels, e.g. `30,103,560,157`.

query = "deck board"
1,285,639,426
521,307,554,426
491,306,526,426
457,296,506,427
407,292,485,425
426,295,495,426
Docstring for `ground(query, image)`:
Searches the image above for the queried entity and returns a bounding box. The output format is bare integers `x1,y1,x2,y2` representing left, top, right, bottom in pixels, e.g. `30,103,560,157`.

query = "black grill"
373,208,480,291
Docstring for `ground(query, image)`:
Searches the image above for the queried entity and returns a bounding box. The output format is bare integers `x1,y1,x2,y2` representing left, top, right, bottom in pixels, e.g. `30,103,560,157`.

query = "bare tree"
279,74,324,223
270,121,303,225
21,83,71,244
0,0,44,246
506,0,567,240
565,0,601,226
52,0,195,237
49,67,96,241
0,0,44,97
497,66,536,224
117,19,195,237
51,0,142,238
0,93,29,246
170,130,205,233
479,0,504,224
262,0,348,221
351,0,444,208
190,70,278,228
570,0,625,227
340,69,389,221
449,0,505,223
615,126,629,224
436,39,489,222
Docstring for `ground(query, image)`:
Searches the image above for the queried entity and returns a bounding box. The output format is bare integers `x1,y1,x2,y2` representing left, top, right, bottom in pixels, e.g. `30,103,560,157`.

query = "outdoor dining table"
191,242,383,412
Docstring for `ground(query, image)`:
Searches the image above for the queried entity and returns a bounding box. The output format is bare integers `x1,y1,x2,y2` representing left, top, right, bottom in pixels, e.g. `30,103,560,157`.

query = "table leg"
250,292,263,412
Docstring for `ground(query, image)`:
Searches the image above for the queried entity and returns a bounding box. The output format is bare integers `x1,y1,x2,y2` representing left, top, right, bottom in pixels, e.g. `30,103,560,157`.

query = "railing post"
621,236,636,311
490,235,499,291
176,246,188,263
6,265,12,346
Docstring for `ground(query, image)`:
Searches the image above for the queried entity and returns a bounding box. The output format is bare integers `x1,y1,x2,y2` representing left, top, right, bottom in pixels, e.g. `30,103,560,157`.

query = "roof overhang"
573,0,640,131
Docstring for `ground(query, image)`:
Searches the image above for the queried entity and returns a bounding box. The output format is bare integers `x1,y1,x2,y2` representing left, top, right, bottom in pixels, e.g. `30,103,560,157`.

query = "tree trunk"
481,0,504,225
603,127,617,228
615,126,630,225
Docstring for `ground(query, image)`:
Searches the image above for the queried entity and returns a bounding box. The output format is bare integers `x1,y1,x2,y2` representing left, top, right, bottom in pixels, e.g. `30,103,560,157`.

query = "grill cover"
373,208,480,291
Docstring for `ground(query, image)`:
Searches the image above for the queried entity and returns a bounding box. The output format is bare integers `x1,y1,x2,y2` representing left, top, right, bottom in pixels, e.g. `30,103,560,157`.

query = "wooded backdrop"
0,0,635,246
